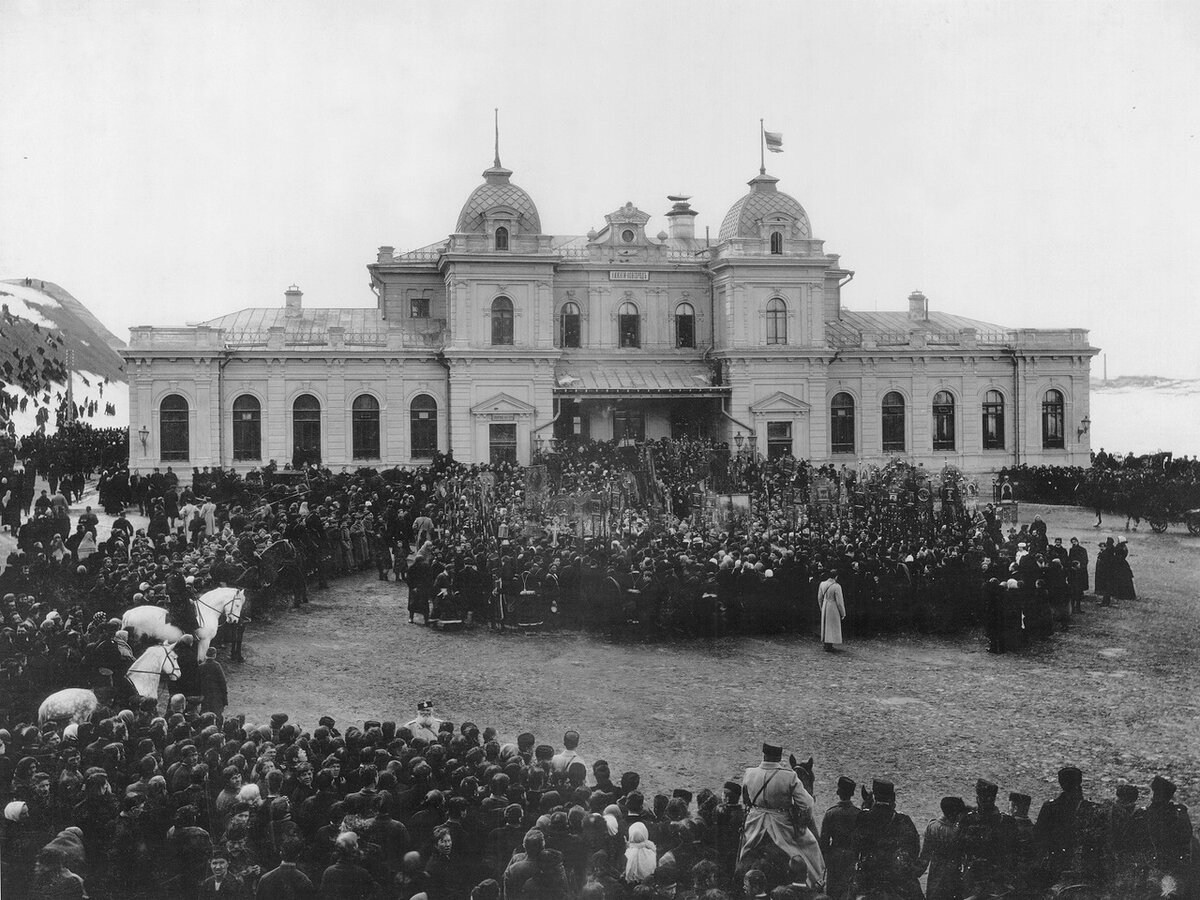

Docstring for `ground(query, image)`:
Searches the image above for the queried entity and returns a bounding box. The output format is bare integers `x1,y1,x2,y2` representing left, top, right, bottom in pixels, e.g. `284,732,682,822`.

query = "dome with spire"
455,158,542,235
718,172,811,243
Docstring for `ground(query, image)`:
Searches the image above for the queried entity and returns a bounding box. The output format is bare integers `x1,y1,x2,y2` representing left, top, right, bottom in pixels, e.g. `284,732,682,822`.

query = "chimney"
377,246,394,263
908,290,928,321
285,284,302,318
665,196,698,241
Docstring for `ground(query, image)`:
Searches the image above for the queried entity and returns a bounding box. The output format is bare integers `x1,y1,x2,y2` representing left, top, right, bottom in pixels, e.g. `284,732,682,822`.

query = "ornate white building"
124,151,1097,473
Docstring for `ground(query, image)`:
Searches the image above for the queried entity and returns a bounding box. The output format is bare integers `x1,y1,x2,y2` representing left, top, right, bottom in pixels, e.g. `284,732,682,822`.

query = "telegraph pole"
64,348,76,422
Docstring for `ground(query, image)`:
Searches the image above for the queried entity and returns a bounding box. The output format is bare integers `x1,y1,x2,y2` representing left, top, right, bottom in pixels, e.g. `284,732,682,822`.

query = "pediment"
470,392,537,417
750,391,811,414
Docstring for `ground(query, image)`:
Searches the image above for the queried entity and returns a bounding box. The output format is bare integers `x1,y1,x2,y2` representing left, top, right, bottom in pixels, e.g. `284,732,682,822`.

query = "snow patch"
0,282,58,328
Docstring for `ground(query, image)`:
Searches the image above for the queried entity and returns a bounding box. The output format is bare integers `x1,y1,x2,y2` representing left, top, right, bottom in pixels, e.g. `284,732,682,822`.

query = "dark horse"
259,539,309,609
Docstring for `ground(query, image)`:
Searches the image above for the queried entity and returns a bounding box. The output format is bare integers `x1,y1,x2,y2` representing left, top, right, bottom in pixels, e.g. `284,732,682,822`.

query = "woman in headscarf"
623,820,658,885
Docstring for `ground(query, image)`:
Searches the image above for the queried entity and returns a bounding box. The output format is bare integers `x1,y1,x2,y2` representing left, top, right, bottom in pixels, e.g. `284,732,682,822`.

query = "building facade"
124,153,1097,474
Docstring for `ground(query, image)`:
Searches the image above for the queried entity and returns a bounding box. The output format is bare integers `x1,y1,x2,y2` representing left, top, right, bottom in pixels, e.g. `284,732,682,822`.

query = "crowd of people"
997,451,1200,527
0,434,1171,899
1,698,1195,900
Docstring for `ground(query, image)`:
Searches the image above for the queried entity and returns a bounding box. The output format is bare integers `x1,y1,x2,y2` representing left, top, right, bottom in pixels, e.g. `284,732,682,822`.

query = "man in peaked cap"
403,701,442,743
737,742,826,889
819,776,860,900
1034,766,1104,887
851,779,922,899
1146,775,1193,881
959,778,1017,896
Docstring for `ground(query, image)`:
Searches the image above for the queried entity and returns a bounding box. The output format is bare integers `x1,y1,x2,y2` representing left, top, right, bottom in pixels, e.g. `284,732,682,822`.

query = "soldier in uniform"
850,779,922,900
713,780,746,887
959,778,1017,896
1104,784,1151,895
737,743,825,890
1145,775,1193,892
403,701,443,743
1033,766,1105,890
918,796,966,900
818,775,860,900
210,549,252,662
1008,791,1037,897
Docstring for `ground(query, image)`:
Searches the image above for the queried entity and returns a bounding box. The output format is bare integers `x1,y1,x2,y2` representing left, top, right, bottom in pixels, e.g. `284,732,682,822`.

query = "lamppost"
733,432,744,451
1076,415,1091,439
138,425,150,453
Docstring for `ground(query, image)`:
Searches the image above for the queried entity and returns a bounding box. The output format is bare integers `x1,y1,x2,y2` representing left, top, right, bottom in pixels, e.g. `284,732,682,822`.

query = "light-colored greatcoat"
819,578,846,645
738,761,827,886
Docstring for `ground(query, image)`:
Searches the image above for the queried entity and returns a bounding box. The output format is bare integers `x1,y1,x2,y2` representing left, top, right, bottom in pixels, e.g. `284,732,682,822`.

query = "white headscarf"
624,821,657,883
5,800,28,821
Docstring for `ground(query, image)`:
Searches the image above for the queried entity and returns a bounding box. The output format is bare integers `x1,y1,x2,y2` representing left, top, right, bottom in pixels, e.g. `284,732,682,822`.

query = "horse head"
161,640,185,681
228,589,247,622
789,754,815,797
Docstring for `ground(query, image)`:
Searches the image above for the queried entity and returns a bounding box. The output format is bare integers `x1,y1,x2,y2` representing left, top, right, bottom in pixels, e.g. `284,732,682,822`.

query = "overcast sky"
2,1,1198,378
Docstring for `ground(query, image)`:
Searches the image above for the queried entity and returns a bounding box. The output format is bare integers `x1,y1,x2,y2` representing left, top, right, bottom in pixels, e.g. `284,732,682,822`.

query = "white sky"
2,0,1198,378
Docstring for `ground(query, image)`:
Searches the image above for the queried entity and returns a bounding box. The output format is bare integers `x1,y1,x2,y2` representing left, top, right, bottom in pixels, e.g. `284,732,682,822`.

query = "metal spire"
494,108,501,168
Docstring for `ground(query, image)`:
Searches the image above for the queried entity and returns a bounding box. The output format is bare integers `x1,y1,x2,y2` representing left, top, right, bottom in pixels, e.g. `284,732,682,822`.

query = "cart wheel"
1187,517,1200,536
1149,519,1168,534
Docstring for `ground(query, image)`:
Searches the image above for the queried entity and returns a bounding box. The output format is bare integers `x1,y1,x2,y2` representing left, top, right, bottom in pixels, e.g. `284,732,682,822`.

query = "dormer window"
495,226,509,251
770,231,783,254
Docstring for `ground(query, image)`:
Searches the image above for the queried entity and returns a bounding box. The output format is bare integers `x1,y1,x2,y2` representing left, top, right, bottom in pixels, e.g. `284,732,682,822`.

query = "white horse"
125,642,182,702
122,588,246,661
38,688,99,726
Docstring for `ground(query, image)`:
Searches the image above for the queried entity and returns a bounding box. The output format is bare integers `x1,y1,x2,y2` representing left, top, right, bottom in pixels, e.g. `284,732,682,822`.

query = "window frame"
830,392,855,454
675,302,695,349
489,422,518,466
613,407,646,443
932,390,956,451
351,394,381,460
491,296,514,346
1042,389,1065,449
410,394,438,459
766,297,787,345
982,389,1006,450
159,394,190,462
494,226,509,251
410,296,430,319
232,394,262,461
559,301,581,349
769,231,783,255
766,420,793,459
881,391,906,453
292,393,322,465
617,301,640,349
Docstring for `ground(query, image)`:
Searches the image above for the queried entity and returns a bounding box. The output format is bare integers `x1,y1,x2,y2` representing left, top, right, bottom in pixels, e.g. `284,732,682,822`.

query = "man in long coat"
818,571,846,652
738,742,826,889
199,648,228,719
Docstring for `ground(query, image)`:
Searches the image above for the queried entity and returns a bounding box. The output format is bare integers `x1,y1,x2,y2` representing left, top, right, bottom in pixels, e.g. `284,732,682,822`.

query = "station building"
124,150,1097,473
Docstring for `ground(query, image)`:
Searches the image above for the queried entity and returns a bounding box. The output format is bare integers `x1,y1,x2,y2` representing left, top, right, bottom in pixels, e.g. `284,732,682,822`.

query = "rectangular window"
352,416,380,460
766,421,792,459
676,315,695,348
489,423,518,465
160,421,189,461
410,297,430,318
983,407,1005,450
411,411,437,458
232,412,261,461
613,409,645,443
882,410,905,452
619,314,640,348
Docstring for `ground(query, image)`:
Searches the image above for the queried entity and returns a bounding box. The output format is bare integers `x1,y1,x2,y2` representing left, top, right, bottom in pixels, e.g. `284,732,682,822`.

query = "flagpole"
759,119,765,174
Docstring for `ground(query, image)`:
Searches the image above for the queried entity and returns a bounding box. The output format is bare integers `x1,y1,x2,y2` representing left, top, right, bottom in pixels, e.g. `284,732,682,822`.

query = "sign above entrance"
609,270,649,281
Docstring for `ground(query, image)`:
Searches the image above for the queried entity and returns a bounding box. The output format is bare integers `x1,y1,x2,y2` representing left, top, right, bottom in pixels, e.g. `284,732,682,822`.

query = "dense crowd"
998,450,1200,524
0,435,1169,899
2,698,1196,900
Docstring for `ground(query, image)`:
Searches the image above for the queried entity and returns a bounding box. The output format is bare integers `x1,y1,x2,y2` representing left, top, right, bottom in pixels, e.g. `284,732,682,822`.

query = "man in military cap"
1146,775,1193,887
737,742,825,889
819,775,860,900
713,780,745,880
1034,766,1105,888
959,778,1017,896
403,701,442,743
1105,784,1151,893
1009,791,1037,894
918,796,966,900
851,779,922,899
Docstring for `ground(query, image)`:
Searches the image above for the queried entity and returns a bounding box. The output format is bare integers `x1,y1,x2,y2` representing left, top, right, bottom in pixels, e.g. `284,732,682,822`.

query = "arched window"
232,394,261,461
675,302,695,348
1042,389,1065,449
559,301,581,348
831,392,855,453
618,301,640,348
982,390,1006,450
882,391,905,452
770,231,783,255
933,390,956,451
352,394,381,460
410,394,438,458
494,226,509,251
292,394,321,466
159,394,189,461
766,297,787,345
491,296,514,346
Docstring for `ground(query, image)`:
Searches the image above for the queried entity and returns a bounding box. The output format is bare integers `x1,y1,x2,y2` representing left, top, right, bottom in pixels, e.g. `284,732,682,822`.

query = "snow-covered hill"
0,278,128,436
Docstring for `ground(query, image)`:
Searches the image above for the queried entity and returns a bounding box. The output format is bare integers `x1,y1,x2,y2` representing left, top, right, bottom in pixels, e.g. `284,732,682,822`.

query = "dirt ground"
219,502,1200,825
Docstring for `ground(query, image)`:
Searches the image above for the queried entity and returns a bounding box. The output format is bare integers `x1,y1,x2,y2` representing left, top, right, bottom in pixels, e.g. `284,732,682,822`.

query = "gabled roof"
825,309,1014,349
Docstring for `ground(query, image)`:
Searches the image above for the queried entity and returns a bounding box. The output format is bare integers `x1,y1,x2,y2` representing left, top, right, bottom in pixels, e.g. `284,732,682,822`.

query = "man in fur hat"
851,778,922,899
737,742,825,889
403,701,442,743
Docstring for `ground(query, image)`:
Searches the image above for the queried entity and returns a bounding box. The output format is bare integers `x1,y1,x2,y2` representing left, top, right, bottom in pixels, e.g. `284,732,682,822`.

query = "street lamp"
1077,415,1091,439
734,432,744,450
534,434,544,453
138,425,150,452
